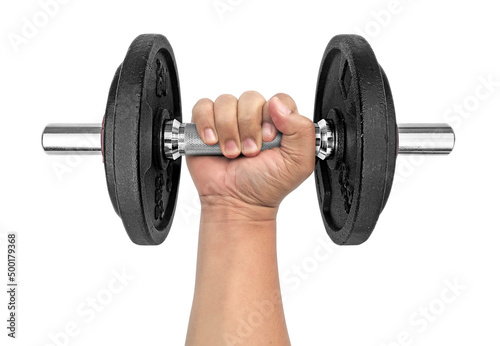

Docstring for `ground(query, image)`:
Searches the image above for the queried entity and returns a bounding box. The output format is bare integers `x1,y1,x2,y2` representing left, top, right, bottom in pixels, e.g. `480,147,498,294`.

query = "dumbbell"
41,34,455,246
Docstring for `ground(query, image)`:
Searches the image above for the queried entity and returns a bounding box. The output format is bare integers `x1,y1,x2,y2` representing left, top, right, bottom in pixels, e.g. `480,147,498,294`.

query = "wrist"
200,195,278,224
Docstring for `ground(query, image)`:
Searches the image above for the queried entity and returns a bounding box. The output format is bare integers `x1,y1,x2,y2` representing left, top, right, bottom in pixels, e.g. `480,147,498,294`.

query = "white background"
1,0,499,345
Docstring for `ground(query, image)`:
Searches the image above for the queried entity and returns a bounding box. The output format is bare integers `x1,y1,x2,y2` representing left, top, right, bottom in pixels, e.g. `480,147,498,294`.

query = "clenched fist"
186,92,316,220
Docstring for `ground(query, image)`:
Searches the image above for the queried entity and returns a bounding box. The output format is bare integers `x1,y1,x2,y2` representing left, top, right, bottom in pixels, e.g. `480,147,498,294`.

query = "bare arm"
186,204,290,345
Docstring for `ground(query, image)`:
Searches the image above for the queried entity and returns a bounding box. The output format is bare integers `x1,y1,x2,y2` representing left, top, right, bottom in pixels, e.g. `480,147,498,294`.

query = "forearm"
186,205,290,345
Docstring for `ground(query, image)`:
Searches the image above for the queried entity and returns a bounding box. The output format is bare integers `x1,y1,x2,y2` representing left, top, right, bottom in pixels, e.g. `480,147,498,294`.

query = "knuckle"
240,90,265,102
215,94,237,105
192,98,214,121
192,98,213,112
196,97,213,106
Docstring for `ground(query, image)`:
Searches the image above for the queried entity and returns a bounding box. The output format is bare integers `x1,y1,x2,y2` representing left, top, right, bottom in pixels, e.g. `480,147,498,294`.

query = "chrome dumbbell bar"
41,121,455,158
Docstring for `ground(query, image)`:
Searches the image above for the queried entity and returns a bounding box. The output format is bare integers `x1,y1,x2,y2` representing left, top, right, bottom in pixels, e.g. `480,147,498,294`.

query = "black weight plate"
103,34,182,245
380,67,398,210
103,65,121,216
314,35,397,245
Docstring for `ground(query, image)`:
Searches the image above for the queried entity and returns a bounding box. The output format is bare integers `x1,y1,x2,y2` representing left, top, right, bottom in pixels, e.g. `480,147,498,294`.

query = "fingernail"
262,122,275,139
225,140,239,156
275,97,292,115
204,128,216,143
242,138,257,155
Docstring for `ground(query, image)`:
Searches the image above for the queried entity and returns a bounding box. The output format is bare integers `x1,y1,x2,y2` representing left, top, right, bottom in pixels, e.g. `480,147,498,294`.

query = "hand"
186,92,316,219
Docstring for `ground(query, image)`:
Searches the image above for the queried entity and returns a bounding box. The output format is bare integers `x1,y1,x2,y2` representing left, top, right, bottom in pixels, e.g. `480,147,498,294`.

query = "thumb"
268,96,316,163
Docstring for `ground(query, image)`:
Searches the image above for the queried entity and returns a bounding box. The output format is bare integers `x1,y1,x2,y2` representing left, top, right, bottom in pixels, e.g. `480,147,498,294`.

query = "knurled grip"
180,123,283,156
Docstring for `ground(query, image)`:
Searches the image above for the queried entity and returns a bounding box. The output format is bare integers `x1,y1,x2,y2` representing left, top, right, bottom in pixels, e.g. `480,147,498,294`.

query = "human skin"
185,92,316,345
